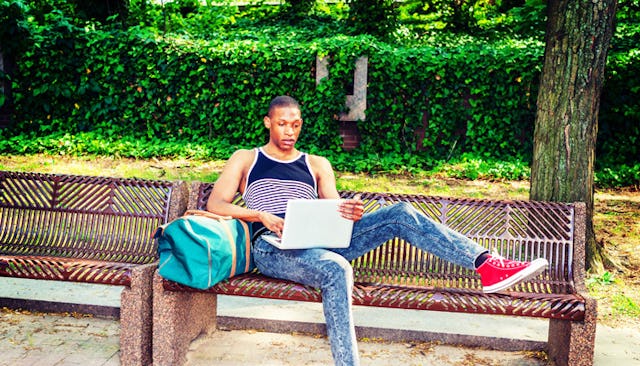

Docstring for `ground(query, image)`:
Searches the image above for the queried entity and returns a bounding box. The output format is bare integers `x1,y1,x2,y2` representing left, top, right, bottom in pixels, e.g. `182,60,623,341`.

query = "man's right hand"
259,211,285,237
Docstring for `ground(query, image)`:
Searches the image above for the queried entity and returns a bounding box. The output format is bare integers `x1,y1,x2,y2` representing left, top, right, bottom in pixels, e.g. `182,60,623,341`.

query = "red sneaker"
477,254,548,293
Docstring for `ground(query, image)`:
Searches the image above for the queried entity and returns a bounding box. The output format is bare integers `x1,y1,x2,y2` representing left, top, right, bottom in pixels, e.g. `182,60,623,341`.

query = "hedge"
2,11,638,180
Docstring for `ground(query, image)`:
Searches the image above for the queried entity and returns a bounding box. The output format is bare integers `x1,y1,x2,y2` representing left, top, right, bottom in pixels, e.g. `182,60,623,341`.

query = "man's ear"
263,116,271,129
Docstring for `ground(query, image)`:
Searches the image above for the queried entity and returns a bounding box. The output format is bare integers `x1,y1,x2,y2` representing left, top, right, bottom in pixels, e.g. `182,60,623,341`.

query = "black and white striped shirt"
243,148,317,230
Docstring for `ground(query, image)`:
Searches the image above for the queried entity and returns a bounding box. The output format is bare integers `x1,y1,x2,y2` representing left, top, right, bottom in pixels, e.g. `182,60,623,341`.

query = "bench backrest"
0,171,179,264
191,182,584,295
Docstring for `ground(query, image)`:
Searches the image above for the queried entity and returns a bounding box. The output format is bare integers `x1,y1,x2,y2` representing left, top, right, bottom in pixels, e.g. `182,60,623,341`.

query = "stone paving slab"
0,308,119,366
2,278,640,365
4,306,640,365
185,328,547,366
1,308,547,366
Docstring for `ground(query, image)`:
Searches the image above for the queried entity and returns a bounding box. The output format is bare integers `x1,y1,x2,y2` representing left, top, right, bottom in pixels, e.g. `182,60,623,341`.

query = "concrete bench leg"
120,263,156,366
152,272,217,366
547,297,597,366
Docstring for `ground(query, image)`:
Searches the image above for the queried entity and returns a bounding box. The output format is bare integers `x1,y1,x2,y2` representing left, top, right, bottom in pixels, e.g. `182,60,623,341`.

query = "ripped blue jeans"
252,202,487,366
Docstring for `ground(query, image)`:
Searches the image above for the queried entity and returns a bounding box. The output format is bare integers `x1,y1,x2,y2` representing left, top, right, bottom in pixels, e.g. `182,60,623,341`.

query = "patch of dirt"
592,188,640,328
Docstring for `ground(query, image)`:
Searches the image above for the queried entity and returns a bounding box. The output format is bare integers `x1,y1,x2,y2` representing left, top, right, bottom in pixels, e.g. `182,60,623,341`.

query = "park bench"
0,171,188,366
153,181,596,366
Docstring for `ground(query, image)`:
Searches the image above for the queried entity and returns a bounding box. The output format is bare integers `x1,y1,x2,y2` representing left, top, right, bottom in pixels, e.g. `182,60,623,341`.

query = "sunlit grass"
0,154,224,182
588,272,640,326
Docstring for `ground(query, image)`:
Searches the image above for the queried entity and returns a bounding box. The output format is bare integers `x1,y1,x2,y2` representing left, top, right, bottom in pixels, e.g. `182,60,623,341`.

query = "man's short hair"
268,96,300,117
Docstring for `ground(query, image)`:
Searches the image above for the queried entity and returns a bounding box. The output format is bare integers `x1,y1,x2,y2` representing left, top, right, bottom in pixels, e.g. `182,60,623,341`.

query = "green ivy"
2,3,639,187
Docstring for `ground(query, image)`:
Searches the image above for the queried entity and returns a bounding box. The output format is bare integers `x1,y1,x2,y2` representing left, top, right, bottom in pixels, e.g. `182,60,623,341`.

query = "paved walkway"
1,278,639,365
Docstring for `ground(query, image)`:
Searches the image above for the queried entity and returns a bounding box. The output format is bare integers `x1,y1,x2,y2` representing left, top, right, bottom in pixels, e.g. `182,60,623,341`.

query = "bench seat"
153,181,596,366
163,273,586,321
0,255,148,285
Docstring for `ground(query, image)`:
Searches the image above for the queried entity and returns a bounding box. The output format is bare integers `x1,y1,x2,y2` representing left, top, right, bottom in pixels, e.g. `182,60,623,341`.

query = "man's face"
264,106,303,151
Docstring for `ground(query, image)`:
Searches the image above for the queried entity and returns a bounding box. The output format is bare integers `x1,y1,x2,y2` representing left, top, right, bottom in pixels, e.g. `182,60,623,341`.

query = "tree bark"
530,0,618,272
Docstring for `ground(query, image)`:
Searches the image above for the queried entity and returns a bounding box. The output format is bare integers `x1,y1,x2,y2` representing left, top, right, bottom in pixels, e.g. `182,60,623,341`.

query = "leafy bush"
1,1,638,188
431,154,531,181
597,29,640,168
346,0,399,38
595,163,640,188
9,20,543,160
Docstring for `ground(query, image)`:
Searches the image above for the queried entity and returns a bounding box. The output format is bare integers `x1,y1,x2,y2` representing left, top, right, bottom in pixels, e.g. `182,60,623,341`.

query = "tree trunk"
530,0,618,272
0,43,5,101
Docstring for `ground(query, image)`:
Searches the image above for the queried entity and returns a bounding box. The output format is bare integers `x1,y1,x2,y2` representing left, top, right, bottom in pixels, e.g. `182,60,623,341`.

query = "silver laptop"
262,199,354,250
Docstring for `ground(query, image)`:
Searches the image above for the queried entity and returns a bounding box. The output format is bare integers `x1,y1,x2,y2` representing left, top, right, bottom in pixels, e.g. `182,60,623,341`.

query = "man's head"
264,96,303,152
266,95,301,118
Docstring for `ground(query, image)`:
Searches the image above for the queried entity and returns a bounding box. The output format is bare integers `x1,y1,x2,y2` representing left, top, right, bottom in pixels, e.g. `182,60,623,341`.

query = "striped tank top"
243,148,318,228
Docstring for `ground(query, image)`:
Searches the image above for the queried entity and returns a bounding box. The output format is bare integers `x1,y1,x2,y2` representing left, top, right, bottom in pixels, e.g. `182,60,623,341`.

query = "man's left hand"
339,194,364,222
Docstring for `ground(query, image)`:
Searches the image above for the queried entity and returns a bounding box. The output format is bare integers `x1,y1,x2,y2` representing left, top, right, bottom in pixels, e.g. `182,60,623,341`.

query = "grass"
1,153,639,328
0,155,225,182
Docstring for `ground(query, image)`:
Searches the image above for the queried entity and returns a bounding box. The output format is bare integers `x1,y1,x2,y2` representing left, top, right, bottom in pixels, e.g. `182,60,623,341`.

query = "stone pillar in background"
316,56,368,150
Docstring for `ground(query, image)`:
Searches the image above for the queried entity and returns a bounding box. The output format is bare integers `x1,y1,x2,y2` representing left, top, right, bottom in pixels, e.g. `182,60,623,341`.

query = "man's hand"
339,194,364,222
259,211,286,237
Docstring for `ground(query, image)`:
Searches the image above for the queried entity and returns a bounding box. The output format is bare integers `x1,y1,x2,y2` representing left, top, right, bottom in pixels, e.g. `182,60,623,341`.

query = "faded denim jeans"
252,202,488,366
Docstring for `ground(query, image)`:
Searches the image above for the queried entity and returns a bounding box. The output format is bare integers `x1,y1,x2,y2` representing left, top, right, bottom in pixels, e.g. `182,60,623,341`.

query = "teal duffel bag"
155,210,255,290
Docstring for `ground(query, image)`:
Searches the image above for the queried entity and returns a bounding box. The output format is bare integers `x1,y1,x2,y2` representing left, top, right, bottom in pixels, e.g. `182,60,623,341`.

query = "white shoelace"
490,252,524,268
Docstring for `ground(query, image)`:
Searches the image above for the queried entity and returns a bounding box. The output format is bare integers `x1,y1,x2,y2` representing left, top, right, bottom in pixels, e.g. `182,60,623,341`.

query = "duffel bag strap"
237,219,251,273
183,209,232,220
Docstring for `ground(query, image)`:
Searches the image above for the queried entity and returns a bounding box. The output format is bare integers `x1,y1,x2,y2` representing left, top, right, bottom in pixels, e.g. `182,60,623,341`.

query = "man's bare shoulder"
307,153,334,173
307,153,339,198
307,153,331,164
227,148,256,165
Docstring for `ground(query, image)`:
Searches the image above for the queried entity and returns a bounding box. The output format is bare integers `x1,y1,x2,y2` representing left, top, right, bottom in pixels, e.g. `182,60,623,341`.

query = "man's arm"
310,155,363,221
311,155,340,199
206,149,259,221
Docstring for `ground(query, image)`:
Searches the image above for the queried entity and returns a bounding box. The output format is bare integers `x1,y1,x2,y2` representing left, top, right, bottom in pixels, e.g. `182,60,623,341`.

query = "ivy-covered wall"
7,26,544,156
4,19,639,176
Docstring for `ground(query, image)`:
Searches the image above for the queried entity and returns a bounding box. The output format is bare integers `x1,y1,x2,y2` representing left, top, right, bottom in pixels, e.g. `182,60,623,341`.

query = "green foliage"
0,130,227,159
432,154,531,181
502,0,547,37
10,15,543,162
0,0,31,53
587,271,616,286
598,19,640,169
360,37,541,162
282,0,316,20
67,0,128,23
612,293,640,318
0,0,32,111
346,0,399,38
587,270,640,319
2,0,639,188
595,164,640,188
616,0,640,23
396,0,543,36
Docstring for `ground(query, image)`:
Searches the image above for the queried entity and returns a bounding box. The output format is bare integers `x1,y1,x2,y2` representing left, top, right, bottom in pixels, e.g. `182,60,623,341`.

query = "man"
207,95,548,366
